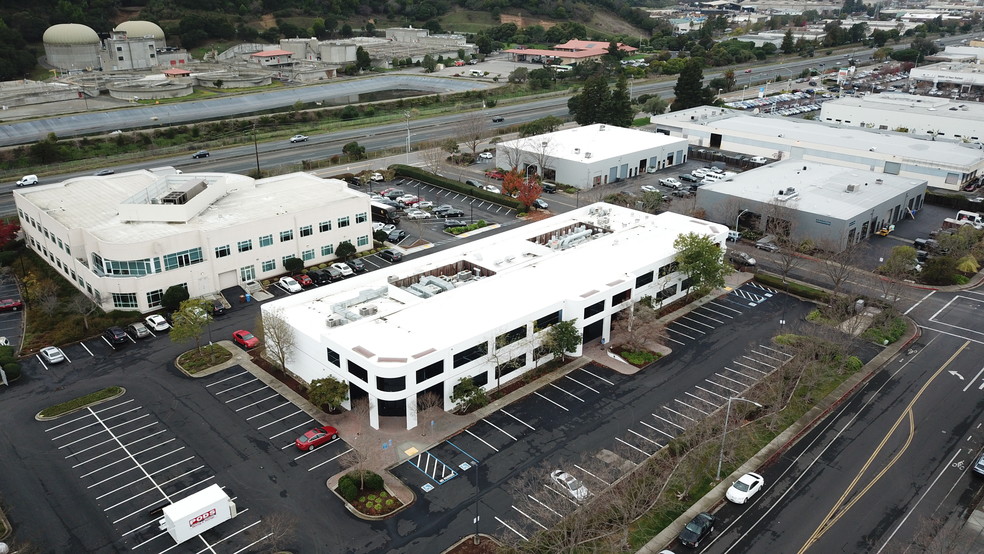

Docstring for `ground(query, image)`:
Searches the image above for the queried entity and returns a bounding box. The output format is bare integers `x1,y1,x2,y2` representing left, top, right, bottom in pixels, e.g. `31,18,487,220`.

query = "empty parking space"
43,397,266,553
205,367,351,473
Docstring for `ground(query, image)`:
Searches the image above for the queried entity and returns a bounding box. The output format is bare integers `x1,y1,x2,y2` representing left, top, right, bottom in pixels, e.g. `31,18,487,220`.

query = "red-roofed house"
250,49,294,67
503,40,637,65
162,68,191,78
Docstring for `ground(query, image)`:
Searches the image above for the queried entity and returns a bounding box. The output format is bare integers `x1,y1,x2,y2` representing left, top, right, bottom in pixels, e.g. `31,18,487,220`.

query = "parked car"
233,330,259,349
691,168,710,178
295,425,339,451
542,183,557,193
379,249,403,262
16,174,38,186
974,452,984,475
278,276,302,293
103,326,129,346
191,150,210,159
660,177,683,189
388,229,409,243
324,266,344,282
380,224,397,235
550,470,589,502
646,166,659,174
465,179,482,187
678,512,716,548
726,472,765,504
417,200,434,209
755,240,780,252
641,185,659,193
491,116,504,123
126,322,152,339
289,134,309,143
727,231,741,242
432,204,454,216
444,219,467,229
39,346,66,364
145,314,171,331
346,258,367,273
679,174,700,183
729,251,757,267
94,169,115,176
0,299,23,312
331,262,354,277
398,194,419,206
485,170,505,180
406,209,430,220
749,156,769,164
478,152,494,160
484,184,501,194
309,269,332,285
442,208,465,218
532,199,549,210
370,172,385,182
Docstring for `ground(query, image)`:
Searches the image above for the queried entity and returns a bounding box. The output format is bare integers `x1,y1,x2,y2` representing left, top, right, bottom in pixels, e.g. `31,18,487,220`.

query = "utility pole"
252,123,261,177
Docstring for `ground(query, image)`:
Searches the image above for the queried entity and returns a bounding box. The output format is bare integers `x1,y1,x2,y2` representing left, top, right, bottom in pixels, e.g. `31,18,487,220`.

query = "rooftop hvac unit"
327,318,346,328
456,270,473,281
585,152,592,158
359,305,378,316
875,178,883,184
574,148,580,154
846,184,857,192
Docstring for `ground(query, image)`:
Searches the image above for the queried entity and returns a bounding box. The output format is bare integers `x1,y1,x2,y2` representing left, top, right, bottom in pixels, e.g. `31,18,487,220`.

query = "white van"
16,175,38,187
469,69,483,77
701,172,724,183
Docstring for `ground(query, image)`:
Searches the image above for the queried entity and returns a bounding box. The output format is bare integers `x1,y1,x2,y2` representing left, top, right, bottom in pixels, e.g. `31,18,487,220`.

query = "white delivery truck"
158,484,237,544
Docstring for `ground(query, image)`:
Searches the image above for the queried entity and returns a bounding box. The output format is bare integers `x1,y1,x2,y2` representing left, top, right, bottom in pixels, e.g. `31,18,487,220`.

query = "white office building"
14,170,373,313
819,93,984,143
650,106,984,191
264,203,728,430
495,124,689,189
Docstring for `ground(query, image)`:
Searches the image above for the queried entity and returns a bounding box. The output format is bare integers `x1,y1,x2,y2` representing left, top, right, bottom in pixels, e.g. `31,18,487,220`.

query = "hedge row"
388,164,525,211
754,273,829,302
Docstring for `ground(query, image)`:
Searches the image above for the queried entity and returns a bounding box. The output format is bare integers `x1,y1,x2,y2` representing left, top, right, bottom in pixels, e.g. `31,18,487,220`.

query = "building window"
636,271,654,288
321,245,334,256
240,265,255,281
238,239,253,253
415,361,444,383
612,288,631,306
326,347,340,367
377,375,406,392
535,311,562,330
162,248,203,271
453,342,488,368
357,235,369,247
146,289,164,308
302,249,315,261
215,245,231,258
116,46,123,51
496,325,527,348
348,361,368,381
584,300,605,319
496,354,526,379
280,230,294,242
259,234,273,247
118,56,125,61
300,225,313,237
262,259,275,272
658,261,679,278
356,212,368,224
111,292,138,309
319,221,331,232
471,371,489,388
282,255,295,266
338,216,350,228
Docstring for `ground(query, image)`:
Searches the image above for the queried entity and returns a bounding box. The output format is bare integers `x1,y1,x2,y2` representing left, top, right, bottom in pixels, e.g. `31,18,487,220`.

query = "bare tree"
262,306,296,370
527,137,555,180
67,292,100,330
817,239,866,297
460,111,489,156
412,392,443,436
499,138,526,171
609,302,665,352
418,141,446,175
338,398,383,489
256,511,296,551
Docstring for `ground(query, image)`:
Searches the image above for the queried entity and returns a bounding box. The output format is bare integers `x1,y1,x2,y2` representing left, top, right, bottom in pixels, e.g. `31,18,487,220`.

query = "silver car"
39,346,65,364
127,322,152,339
550,469,588,502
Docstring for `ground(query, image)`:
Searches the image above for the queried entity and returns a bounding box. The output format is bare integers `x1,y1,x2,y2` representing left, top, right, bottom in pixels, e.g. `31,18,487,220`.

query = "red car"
232,330,259,349
484,170,505,180
0,299,23,312
293,274,314,287
295,425,339,451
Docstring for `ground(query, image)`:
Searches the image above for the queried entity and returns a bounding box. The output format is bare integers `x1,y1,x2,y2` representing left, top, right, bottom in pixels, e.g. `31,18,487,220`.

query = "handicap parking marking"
731,287,767,305
747,281,778,295
407,449,459,484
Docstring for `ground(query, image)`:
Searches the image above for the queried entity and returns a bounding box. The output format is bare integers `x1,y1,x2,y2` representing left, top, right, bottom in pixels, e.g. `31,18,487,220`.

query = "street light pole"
252,123,261,177
717,397,763,480
735,209,749,233
404,110,412,164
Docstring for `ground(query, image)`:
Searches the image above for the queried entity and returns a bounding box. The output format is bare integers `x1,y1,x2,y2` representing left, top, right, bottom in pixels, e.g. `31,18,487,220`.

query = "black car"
491,116,504,123
679,173,700,183
379,249,403,262
542,183,557,193
388,229,408,243
309,269,333,285
444,219,467,229
324,266,344,281
103,326,128,346
346,258,367,273
443,208,465,218
678,512,715,548
210,299,227,316
432,204,454,215
192,150,210,159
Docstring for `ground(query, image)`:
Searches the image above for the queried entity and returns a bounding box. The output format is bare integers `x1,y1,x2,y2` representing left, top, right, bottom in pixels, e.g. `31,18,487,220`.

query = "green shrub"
754,273,829,302
364,471,384,491
3,363,20,380
385,498,394,507
338,474,356,491
845,356,863,372
622,351,658,365
805,309,822,322
338,479,358,501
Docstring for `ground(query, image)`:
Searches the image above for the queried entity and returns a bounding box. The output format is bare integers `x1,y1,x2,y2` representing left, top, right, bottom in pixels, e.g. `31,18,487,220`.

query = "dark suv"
309,269,332,285
103,326,128,346
210,299,227,316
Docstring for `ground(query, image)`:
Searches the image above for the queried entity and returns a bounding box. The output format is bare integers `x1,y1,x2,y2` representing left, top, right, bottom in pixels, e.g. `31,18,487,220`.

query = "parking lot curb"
638,317,921,553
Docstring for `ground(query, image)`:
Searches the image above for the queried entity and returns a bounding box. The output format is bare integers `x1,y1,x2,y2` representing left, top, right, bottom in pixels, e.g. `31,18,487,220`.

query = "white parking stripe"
664,405,697,421
501,409,535,430
271,419,315,441
675,398,709,415
615,437,651,457
750,348,785,362
573,464,612,486
732,362,767,375
686,391,719,407
725,368,755,380
742,355,777,369
465,429,499,452
681,315,715,329
718,372,750,388
483,419,517,441
667,327,697,340
512,505,548,529
234,393,280,412
549,383,585,402
245,401,292,421
109,466,206,523
707,300,742,314
564,375,599,394
706,377,741,395
579,367,614,385
308,448,353,472
691,310,727,324
57,414,154,448
129,529,170,550
80,438,176,478
65,422,158,457
495,516,529,541
628,428,662,447
56,406,143,438
214,378,259,395
257,410,307,429
73,431,169,468
231,523,275,554
695,385,728,401
534,391,569,411
205,370,249,386
673,321,707,334
758,344,792,357
527,494,563,517
653,412,685,430
81,342,94,356
46,399,137,432
640,420,674,439
95,456,195,499
226,386,270,403
87,447,184,487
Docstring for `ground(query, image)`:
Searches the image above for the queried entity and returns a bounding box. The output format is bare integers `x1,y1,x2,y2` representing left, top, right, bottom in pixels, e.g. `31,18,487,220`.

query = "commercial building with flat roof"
14,170,373,313
696,159,928,250
495,124,689,189
819,93,984,143
650,106,984,191
264,203,727,430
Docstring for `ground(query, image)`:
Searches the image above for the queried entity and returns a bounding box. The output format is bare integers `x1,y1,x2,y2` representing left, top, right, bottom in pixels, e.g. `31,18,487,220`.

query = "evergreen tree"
605,75,634,127
569,75,611,125
671,59,714,112
781,29,795,54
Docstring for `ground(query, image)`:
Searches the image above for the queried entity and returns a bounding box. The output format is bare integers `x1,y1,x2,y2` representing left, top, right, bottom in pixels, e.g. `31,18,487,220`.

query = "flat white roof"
653,106,984,168
269,204,727,363
822,92,984,123
701,159,926,218
16,171,361,243
498,123,687,163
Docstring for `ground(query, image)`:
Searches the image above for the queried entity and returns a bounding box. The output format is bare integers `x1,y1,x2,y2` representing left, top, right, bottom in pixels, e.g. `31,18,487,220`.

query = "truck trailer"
158,484,237,544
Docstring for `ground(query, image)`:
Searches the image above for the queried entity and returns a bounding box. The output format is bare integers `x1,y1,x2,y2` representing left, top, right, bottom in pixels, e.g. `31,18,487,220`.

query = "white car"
660,177,682,189
370,172,385,182
484,184,501,194
39,346,65,364
691,168,710,178
416,200,434,209
381,224,396,235
0,336,8,346
331,262,354,277
372,221,386,231
646,166,658,174
144,314,171,332
406,209,430,220
749,156,768,163
641,185,659,193
726,472,765,504
478,152,494,160
278,276,302,293
550,470,589,502
289,134,308,143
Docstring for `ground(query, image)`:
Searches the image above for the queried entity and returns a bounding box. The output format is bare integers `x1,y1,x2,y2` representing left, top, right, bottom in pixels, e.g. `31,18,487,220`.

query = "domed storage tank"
43,23,101,71
115,20,166,49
